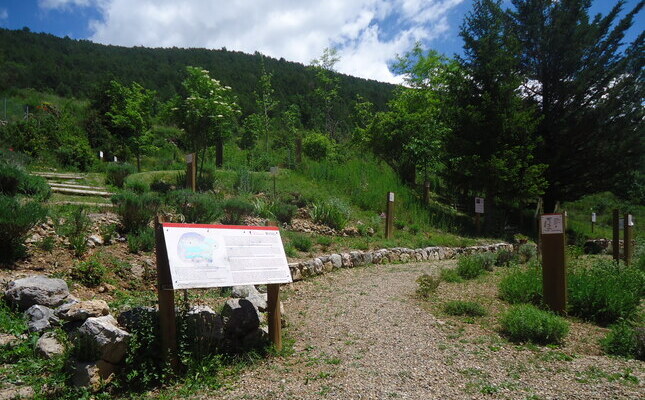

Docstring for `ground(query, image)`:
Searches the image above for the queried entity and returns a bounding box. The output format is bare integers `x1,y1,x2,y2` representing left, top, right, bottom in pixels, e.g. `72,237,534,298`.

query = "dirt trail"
202,261,643,400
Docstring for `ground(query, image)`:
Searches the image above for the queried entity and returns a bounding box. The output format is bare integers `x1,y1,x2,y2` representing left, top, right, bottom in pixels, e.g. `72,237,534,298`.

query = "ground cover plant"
500,304,569,345
455,254,488,280
498,262,543,305
443,300,486,317
416,274,440,299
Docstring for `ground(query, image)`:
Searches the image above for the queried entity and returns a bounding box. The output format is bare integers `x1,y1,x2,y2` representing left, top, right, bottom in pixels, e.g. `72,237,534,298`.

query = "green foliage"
443,300,487,317
456,254,487,280
283,243,297,258
124,180,149,194
302,132,334,161
0,163,24,196
55,205,92,258
18,173,51,200
272,202,297,225
440,268,464,283
221,198,254,225
111,191,161,233
197,166,219,192
477,252,496,271
71,257,107,287
568,259,644,325
518,244,537,263
310,197,350,230
500,304,569,345
600,320,640,360
150,178,173,194
127,228,155,254
416,274,440,299
99,223,118,245
121,308,166,388
291,234,312,252
499,263,543,305
0,195,47,264
106,163,136,188
36,236,56,252
495,249,518,267
168,190,222,224
0,301,27,335
235,168,264,194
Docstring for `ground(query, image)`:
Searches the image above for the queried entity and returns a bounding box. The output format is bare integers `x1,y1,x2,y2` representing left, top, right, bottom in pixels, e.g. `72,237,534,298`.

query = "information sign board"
541,214,564,234
270,166,279,175
99,151,104,159
591,213,596,223
388,192,395,202
475,197,484,214
628,215,634,226
185,154,193,163
162,223,292,290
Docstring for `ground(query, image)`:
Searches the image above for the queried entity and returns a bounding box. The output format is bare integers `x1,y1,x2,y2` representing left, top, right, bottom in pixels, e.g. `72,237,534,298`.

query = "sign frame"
475,197,484,214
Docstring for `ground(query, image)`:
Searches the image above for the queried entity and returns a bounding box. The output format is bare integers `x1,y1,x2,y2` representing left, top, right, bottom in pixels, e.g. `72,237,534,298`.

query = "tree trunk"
215,139,224,168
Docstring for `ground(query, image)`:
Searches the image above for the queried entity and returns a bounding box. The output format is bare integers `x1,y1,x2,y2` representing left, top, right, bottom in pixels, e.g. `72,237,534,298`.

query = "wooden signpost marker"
624,213,633,266
423,181,430,204
474,197,484,234
185,153,197,192
154,215,179,374
612,209,620,262
540,213,567,314
267,284,282,351
385,192,395,239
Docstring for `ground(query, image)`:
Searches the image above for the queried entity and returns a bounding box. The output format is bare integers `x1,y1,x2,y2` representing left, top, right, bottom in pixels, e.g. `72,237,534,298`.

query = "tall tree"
510,0,644,210
105,80,155,171
255,59,278,152
366,45,453,185
310,47,341,139
173,66,240,170
445,0,546,232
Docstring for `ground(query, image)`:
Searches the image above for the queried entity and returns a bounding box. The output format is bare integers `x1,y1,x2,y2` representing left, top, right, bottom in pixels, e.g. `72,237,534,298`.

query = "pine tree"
445,0,546,233
510,0,644,210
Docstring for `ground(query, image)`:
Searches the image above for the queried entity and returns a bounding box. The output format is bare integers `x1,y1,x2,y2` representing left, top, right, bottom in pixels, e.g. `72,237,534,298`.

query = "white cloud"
41,0,465,83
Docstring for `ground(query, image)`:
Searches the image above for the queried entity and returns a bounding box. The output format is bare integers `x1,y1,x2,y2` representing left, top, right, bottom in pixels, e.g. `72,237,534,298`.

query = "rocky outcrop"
4,276,70,311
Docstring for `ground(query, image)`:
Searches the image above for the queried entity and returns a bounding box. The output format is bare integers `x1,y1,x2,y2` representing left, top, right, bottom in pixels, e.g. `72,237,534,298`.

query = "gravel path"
203,261,644,400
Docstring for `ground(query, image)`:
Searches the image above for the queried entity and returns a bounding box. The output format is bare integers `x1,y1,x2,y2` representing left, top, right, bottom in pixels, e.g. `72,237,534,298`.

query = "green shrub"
112,191,161,233
125,180,149,194
317,235,333,249
408,224,421,235
71,258,107,287
303,132,333,161
235,168,263,194
443,300,487,317
477,252,496,271
272,202,297,225
495,249,518,267
106,163,136,188
568,259,644,325
500,304,569,345
36,236,55,252
128,228,155,253
440,268,464,283
456,255,486,280
0,195,47,264
311,198,350,230
416,274,440,299
518,244,537,263
168,190,222,224
252,197,274,219
99,223,118,245
291,234,312,252
197,166,218,192
600,320,639,359
18,174,51,200
284,243,297,258
221,198,254,225
150,178,173,194
55,205,92,258
498,264,543,305
0,163,23,196
121,307,165,388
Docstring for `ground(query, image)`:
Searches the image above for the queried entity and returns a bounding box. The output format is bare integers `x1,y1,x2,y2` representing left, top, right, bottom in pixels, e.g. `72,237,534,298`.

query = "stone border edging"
287,242,514,281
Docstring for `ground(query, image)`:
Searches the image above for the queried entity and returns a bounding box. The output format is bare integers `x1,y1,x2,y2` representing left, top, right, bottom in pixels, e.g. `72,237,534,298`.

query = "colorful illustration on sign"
177,232,216,263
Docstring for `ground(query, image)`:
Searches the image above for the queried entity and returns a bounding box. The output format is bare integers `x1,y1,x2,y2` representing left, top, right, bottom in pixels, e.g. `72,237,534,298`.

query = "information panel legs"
267,283,282,351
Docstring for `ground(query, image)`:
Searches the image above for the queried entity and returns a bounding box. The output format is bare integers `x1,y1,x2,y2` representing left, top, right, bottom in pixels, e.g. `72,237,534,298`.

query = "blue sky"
0,0,642,83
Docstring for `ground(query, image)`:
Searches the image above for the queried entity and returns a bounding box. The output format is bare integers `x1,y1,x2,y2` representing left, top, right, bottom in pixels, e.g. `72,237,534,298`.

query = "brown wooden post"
423,181,430,204
612,209,620,262
385,192,395,239
267,284,282,351
540,213,567,314
154,215,180,373
185,153,197,192
624,213,633,266
535,198,543,261
475,214,481,234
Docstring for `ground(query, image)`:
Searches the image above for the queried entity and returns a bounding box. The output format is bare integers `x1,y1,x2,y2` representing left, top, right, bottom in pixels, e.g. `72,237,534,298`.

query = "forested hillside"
0,27,395,123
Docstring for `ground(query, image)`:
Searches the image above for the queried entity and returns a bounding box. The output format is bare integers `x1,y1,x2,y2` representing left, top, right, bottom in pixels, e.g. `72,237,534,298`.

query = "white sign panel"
185,154,193,163
388,192,395,202
114,156,118,162
162,223,292,290
99,151,104,158
475,197,484,214
591,213,596,223
541,214,564,235
628,215,634,226
270,166,279,175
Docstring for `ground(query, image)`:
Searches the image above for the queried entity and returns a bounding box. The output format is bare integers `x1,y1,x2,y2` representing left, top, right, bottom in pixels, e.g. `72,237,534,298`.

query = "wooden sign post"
154,215,180,374
612,209,620,262
474,197,484,234
423,181,430,204
267,284,282,351
540,213,567,314
185,153,197,192
624,213,633,266
385,192,395,239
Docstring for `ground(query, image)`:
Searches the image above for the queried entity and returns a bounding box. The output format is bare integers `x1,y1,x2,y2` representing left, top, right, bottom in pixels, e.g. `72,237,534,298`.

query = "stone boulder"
36,331,65,359
185,305,224,353
329,254,342,270
57,300,110,322
231,285,259,298
77,315,130,364
4,276,70,311
25,305,60,333
116,306,158,332
221,299,260,337
71,360,118,390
